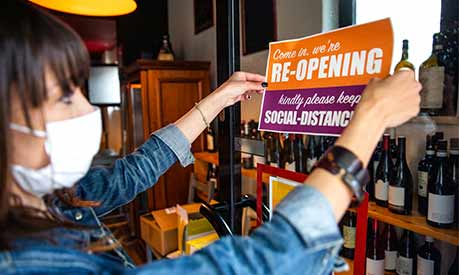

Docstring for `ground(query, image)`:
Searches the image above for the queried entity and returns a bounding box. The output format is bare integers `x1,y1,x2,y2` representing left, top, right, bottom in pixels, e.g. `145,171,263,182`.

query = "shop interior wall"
168,0,324,121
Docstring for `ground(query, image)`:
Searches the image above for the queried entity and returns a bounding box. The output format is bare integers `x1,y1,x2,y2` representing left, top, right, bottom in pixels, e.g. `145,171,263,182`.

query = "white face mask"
10,108,102,197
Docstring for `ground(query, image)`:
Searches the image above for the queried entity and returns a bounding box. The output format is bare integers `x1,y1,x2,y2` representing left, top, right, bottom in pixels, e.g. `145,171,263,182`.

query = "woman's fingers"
243,72,266,82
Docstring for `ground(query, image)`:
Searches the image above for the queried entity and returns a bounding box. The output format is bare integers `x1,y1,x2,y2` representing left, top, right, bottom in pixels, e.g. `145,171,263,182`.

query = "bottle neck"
432,43,443,55
401,49,409,60
383,136,390,151
398,139,406,161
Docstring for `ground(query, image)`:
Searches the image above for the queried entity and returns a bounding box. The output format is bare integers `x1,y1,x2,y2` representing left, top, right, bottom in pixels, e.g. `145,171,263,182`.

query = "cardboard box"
140,203,214,256
140,210,177,256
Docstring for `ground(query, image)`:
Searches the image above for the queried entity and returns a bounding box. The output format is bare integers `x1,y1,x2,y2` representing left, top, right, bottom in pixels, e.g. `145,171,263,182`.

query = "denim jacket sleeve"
130,185,343,275
75,124,194,216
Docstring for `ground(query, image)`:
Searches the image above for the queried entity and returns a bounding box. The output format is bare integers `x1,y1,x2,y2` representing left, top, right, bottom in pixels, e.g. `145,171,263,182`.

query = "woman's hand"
214,72,266,107
355,70,422,129
174,71,266,144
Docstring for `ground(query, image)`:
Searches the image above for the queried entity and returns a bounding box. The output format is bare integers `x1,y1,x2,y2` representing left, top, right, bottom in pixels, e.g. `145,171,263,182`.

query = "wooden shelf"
407,115,459,125
194,152,271,183
349,202,459,246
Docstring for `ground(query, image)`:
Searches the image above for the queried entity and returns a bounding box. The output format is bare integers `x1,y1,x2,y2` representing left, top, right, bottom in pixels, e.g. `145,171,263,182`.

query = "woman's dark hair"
0,0,94,250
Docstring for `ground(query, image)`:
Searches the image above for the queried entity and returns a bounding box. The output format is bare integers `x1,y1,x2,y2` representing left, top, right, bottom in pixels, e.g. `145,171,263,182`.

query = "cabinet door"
146,69,210,209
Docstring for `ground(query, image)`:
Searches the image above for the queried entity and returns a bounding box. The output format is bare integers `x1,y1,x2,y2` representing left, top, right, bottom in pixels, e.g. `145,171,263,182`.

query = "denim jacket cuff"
152,124,194,167
274,185,343,250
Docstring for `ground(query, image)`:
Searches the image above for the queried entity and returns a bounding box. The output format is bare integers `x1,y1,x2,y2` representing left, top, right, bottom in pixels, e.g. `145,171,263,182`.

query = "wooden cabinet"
124,60,211,211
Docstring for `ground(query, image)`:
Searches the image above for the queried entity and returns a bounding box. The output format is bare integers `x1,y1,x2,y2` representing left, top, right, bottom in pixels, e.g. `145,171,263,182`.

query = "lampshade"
29,0,137,16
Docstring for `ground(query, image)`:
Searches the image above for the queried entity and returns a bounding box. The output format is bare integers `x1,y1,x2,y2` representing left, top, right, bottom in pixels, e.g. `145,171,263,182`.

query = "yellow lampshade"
29,0,137,16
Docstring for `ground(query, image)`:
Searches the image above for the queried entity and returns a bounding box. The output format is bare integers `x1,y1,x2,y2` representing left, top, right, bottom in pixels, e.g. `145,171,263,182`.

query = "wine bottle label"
209,178,217,189
388,185,405,207
384,250,397,270
285,161,296,172
375,179,388,201
343,225,356,249
253,155,265,166
270,163,279,168
397,256,414,275
417,255,435,275
306,158,317,172
420,66,445,109
206,134,214,151
417,171,428,197
428,193,455,223
366,258,385,275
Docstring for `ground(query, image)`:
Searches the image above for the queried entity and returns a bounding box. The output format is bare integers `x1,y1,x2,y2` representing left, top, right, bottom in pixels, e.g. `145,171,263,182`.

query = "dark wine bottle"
208,163,218,190
366,219,385,275
417,236,441,275
448,247,458,275
264,132,273,165
271,133,283,168
294,134,306,173
418,135,435,215
369,140,383,201
390,129,398,164
396,230,416,275
449,138,459,224
389,136,413,215
427,140,455,228
206,122,216,153
432,131,444,151
342,211,356,259
383,224,398,272
375,134,393,207
284,134,296,172
306,136,318,173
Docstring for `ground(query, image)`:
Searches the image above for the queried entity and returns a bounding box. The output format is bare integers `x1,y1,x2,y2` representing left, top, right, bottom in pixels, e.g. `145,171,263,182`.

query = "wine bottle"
294,134,306,173
394,39,415,72
243,121,250,138
306,136,318,173
317,136,328,160
383,224,398,273
157,35,175,61
206,123,216,153
264,132,273,165
396,230,416,275
432,132,444,151
418,135,435,215
427,140,455,228
448,247,458,275
284,134,296,172
375,134,393,207
389,136,413,215
366,219,384,275
417,236,441,275
450,138,459,224
419,33,446,116
369,140,383,201
271,133,283,168
342,211,356,259
390,130,398,165
208,164,218,190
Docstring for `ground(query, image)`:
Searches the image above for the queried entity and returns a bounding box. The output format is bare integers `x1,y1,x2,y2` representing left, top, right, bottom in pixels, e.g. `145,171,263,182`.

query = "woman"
1,1,422,274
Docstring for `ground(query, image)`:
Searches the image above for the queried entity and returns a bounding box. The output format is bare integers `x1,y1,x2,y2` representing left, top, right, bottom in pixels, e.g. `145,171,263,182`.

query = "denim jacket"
0,124,344,275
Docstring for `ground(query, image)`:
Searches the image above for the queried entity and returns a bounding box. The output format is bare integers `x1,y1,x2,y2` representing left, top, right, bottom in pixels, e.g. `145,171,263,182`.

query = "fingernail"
261,82,268,88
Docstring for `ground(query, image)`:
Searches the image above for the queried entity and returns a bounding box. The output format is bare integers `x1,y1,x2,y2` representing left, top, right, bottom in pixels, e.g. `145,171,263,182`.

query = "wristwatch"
314,145,369,206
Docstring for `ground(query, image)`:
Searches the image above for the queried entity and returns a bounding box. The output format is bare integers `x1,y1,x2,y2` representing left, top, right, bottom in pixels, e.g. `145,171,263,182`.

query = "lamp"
28,0,137,16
